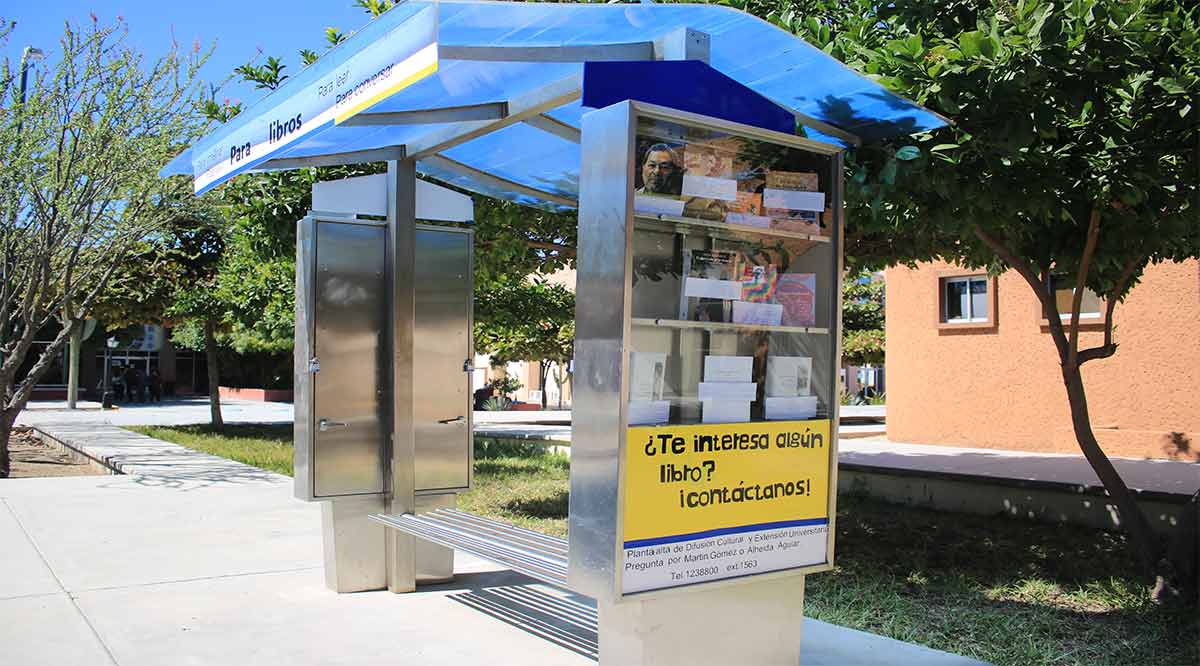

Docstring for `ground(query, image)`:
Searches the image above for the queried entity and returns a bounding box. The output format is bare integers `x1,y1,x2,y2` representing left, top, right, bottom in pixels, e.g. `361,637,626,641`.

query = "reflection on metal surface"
569,101,636,600
413,226,474,492
312,220,388,497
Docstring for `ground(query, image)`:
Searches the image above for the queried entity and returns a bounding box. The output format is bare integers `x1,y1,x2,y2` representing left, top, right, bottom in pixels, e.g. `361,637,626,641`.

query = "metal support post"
387,157,419,593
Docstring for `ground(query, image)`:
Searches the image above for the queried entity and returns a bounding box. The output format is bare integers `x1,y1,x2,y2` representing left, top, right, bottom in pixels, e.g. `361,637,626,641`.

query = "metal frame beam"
794,112,862,147
421,154,576,209
522,114,581,144
260,146,405,170
406,74,582,160
340,102,508,127
439,42,653,63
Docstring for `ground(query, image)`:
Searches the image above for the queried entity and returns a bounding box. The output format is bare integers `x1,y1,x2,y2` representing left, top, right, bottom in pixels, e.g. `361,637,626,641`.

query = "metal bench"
370,509,568,588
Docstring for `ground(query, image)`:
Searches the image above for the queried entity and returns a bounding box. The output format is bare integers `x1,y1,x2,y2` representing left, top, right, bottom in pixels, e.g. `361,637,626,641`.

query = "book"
684,144,735,179
740,263,779,303
776,273,817,327
680,250,742,322
698,382,758,401
702,400,751,424
732,301,783,326
629,400,671,425
629,352,667,402
766,356,813,397
765,171,819,191
703,355,753,382
764,396,818,420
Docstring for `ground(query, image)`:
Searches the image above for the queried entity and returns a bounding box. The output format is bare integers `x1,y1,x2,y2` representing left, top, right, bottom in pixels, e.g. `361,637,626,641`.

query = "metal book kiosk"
159,3,946,663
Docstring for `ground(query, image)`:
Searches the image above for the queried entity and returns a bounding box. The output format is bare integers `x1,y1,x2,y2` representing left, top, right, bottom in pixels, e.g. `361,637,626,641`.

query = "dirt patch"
7,429,109,478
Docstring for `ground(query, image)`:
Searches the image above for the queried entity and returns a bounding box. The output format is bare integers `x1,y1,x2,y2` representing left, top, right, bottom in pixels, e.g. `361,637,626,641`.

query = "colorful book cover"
765,171,819,192
776,273,817,327
740,263,778,302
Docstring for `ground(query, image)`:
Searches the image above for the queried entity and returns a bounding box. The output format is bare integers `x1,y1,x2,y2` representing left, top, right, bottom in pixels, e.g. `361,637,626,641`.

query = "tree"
841,271,885,368
474,278,575,409
0,18,206,476
767,0,1199,596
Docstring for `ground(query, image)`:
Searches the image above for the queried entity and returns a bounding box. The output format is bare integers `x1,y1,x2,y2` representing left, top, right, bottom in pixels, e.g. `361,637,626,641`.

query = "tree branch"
1068,207,1102,368
1076,253,1145,366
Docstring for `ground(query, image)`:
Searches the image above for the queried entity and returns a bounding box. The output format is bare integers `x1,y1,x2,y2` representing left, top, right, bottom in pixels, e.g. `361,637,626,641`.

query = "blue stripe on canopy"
163,1,949,209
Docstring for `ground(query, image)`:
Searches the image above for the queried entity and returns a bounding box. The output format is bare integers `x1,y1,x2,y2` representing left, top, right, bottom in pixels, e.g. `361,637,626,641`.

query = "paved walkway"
15,398,294,428
842,435,1200,499
4,413,986,665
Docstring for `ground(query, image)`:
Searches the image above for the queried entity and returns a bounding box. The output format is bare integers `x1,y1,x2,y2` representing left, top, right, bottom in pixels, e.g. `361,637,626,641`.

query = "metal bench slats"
370,509,568,588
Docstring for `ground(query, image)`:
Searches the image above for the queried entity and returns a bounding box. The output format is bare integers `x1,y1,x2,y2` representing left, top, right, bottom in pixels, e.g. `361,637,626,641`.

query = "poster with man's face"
636,141,683,195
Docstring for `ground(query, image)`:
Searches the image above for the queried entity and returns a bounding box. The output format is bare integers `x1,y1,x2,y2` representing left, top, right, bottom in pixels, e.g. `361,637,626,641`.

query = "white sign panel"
190,7,439,195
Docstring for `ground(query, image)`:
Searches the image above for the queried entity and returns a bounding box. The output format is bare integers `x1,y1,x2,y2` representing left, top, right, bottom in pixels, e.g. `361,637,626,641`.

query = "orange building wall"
885,259,1200,460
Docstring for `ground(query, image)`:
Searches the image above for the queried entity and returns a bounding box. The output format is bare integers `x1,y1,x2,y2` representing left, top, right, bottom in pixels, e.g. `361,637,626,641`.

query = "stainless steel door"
413,226,473,492
312,221,387,497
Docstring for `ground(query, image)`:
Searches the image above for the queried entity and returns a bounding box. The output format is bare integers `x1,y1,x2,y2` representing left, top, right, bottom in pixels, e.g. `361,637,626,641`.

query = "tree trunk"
0,411,12,478
204,318,223,429
538,361,549,409
67,324,82,409
1060,361,1167,593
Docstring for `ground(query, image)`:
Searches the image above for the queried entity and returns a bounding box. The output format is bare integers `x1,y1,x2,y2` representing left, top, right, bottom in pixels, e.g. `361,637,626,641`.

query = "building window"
940,275,991,324
1050,275,1102,320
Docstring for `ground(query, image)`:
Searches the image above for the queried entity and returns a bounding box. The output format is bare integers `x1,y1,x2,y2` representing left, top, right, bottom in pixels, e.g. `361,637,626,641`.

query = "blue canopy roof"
163,1,948,210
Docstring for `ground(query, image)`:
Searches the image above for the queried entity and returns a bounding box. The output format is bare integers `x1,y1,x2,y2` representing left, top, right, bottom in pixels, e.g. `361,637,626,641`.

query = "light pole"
102,337,119,409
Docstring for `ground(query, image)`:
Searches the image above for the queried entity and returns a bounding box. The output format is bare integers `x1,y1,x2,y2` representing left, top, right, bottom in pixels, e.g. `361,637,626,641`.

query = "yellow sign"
621,420,831,594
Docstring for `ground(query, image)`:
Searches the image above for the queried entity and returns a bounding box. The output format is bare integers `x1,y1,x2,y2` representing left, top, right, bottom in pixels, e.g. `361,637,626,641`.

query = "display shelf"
632,317,830,336
634,212,832,245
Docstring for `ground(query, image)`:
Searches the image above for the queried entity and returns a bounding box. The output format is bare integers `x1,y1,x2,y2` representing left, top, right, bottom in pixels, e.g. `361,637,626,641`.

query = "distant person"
148,369,162,403
111,365,125,401
125,365,142,403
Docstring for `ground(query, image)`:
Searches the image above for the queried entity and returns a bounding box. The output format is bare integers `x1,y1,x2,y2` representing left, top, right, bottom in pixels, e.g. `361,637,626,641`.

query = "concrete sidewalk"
2,422,987,666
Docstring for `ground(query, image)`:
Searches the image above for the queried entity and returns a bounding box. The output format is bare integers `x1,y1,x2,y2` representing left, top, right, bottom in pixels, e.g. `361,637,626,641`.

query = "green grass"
131,424,1197,666
129,424,295,476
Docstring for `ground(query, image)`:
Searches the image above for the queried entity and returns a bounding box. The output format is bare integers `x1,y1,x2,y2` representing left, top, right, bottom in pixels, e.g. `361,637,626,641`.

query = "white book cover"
629,400,671,425
629,352,667,401
703,356,753,383
681,174,738,201
766,357,813,397
762,189,825,212
732,301,784,326
698,382,758,401
764,396,819,420
702,400,751,424
634,194,686,216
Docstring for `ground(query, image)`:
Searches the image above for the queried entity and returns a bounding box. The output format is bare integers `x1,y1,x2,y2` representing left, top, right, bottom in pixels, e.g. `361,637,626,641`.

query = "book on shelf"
776,273,817,328
679,249,741,322
703,355,753,383
766,356,813,397
764,396,818,420
629,352,667,402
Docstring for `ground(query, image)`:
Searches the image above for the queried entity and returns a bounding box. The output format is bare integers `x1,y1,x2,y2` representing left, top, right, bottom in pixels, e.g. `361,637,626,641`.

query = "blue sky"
2,1,371,105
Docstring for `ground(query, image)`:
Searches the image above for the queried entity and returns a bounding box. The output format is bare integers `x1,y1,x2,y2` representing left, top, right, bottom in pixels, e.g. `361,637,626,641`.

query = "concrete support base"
322,496,387,593
322,494,456,593
596,574,805,665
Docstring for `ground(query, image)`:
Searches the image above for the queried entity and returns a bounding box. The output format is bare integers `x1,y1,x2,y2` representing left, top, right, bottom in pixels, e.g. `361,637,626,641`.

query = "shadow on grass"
504,490,569,519
807,495,1200,666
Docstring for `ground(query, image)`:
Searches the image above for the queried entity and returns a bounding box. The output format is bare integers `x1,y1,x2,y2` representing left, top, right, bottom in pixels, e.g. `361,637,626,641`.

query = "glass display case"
571,101,843,599
626,113,838,427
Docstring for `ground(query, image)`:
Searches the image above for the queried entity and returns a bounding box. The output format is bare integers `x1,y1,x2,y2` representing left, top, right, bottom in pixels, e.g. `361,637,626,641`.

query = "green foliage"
487,376,523,397
776,0,1199,296
475,278,575,367
482,396,513,412
841,271,885,365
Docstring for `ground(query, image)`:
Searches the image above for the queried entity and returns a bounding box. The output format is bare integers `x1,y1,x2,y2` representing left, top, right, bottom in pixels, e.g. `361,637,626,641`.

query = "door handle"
437,416,466,425
318,418,348,432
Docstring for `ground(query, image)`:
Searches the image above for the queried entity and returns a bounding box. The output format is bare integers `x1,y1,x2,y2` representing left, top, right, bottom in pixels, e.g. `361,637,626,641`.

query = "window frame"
1037,275,1107,331
936,271,997,330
